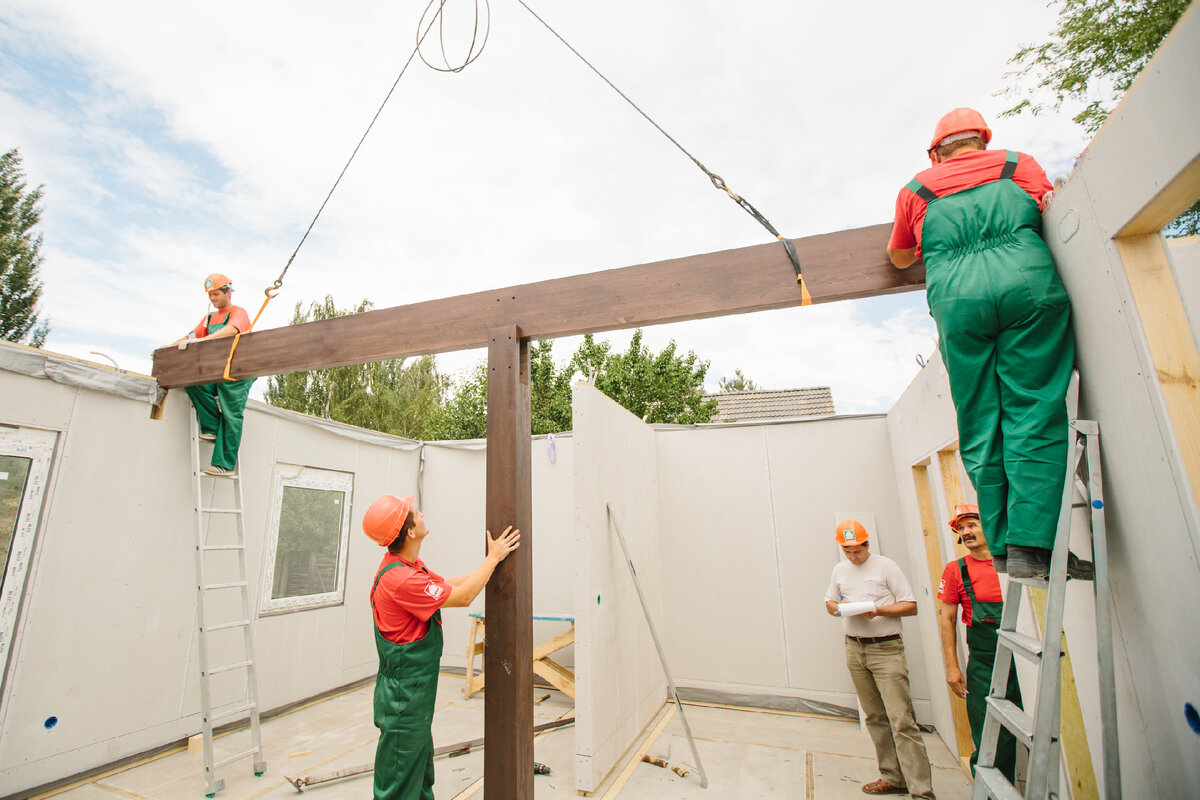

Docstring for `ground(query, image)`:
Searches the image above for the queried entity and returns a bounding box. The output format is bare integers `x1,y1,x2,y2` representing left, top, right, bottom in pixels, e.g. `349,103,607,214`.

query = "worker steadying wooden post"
361,494,520,800
887,109,1092,581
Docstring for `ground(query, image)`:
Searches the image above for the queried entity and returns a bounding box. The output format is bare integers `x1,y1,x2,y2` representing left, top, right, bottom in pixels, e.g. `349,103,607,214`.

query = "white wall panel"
656,418,933,716
571,384,666,794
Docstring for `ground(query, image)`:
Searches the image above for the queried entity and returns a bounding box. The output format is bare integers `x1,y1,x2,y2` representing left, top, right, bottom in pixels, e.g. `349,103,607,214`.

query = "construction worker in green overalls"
936,504,1022,781
171,273,255,477
362,494,520,800
888,109,1092,582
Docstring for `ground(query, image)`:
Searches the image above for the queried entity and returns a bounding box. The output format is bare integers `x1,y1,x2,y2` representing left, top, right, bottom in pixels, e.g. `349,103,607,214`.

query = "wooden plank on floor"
598,704,678,800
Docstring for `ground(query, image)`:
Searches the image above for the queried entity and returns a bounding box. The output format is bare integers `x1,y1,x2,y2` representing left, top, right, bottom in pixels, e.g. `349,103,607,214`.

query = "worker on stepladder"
363,494,520,800
170,273,254,477
824,520,935,798
936,504,1023,782
887,108,1092,581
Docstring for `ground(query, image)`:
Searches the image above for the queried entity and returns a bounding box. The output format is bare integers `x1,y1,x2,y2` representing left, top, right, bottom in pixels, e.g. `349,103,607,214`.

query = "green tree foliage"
428,361,489,440
0,149,50,347
999,0,1197,233
582,331,718,425
718,369,759,392
430,331,718,438
263,296,448,438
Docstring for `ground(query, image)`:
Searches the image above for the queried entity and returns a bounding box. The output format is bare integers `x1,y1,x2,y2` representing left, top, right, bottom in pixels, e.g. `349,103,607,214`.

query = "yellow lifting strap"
221,285,280,381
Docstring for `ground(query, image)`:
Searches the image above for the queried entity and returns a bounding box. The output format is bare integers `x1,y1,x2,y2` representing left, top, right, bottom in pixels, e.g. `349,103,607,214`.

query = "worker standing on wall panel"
362,494,519,800
824,519,935,799
936,504,1022,781
170,273,254,477
887,109,1091,581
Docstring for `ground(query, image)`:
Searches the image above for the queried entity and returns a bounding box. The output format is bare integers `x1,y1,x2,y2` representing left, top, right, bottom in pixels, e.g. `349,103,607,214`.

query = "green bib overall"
183,311,255,470
911,151,1074,554
959,558,1022,782
370,560,444,800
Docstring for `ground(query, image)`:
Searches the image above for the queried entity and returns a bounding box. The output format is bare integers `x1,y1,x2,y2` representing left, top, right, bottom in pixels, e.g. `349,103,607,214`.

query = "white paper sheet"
837,600,877,617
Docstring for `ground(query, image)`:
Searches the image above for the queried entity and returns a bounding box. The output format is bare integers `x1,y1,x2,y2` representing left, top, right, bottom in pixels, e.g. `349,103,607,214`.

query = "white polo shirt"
825,552,917,637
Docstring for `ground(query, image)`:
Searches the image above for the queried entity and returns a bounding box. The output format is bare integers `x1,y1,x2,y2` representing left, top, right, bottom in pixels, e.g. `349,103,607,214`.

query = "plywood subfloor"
40,675,973,799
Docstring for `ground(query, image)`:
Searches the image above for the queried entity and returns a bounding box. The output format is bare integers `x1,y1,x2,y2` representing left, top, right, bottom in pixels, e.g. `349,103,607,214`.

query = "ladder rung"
206,660,254,676
203,620,250,632
209,702,258,725
201,507,242,515
214,747,261,769
202,581,248,590
986,698,1034,747
199,544,246,551
998,629,1044,662
1007,574,1048,589
973,766,1023,800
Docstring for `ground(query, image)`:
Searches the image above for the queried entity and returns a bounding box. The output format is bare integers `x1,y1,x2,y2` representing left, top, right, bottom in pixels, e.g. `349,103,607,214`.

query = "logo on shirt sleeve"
937,578,946,594
424,583,445,600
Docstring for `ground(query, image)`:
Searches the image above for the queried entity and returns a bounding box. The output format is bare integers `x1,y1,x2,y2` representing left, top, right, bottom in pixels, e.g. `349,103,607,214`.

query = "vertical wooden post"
484,325,534,799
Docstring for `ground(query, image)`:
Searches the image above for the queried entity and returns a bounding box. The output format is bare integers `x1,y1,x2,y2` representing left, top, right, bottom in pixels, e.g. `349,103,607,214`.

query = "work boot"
1007,546,1094,581
992,555,1007,574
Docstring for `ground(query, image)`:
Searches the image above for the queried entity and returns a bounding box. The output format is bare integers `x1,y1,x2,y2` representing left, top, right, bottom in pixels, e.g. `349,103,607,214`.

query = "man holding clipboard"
825,519,935,798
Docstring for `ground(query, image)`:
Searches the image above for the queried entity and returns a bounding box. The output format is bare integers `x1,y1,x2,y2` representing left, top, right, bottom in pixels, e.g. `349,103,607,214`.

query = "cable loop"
418,0,491,73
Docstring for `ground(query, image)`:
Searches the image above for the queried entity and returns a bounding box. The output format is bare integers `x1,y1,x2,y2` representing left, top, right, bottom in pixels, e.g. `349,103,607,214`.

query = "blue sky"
1,1,1091,412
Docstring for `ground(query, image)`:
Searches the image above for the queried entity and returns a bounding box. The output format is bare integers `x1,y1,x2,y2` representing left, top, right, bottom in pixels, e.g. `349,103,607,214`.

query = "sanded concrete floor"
44,675,973,799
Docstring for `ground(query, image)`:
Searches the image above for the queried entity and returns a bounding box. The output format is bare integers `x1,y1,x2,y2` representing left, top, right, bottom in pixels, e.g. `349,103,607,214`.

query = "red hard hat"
949,503,980,531
928,108,992,164
204,273,233,293
835,519,869,547
363,494,415,547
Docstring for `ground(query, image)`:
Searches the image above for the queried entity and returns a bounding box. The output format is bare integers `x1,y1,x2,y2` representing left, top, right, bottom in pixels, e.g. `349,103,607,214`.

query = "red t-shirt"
889,149,1053,258
937,555,1004,626
192,305,252,338
371,553,452,644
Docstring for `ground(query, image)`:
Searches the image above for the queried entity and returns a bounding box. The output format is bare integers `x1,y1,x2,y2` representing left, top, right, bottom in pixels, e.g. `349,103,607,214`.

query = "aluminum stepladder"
973,372,1119,800
190,409,266,796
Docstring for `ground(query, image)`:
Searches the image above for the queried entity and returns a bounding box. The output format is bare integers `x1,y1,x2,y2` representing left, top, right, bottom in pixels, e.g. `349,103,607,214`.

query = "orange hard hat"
204,273,233,293
362,494,415,547
948,503,980,531
928,108,992,164
834,519,869,547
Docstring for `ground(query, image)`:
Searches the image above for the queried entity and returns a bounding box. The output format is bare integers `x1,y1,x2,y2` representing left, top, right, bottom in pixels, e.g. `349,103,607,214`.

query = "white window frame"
0,426,58,706
260,464,353,615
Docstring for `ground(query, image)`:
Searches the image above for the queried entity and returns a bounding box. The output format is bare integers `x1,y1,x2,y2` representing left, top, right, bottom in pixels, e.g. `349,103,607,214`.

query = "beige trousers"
845,636,935,799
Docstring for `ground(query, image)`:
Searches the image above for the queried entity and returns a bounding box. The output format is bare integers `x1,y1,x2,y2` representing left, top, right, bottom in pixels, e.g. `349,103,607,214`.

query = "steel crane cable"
515,0,810,303
224,2,487,381
270,1,490,295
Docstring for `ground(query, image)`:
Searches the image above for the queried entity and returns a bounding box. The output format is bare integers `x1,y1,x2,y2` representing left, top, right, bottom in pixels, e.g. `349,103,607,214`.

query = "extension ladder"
972,373,1119,799
189,410,266,796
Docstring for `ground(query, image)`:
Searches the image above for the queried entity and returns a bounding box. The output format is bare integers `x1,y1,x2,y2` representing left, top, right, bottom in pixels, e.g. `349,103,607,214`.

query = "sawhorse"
463,613,576,699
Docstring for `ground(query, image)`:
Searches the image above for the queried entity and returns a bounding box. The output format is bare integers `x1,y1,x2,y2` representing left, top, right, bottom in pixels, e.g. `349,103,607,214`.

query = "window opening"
0,426,57,708
260,465,353,615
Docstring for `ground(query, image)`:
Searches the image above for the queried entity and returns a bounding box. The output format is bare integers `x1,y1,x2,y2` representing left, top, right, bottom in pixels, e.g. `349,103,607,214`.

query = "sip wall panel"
571,384,666,794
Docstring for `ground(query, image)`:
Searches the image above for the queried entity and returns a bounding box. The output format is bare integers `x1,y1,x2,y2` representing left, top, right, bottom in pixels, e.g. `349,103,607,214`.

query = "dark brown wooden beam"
483,325,534,799
152,222,923,387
